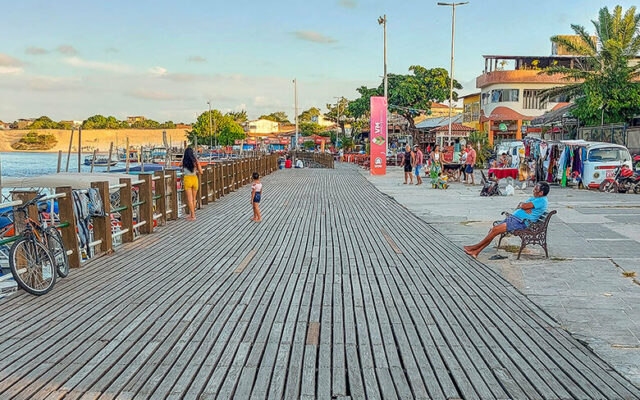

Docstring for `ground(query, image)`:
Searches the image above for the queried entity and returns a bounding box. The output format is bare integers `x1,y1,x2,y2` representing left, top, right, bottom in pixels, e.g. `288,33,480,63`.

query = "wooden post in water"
119,178,134,243
57,150,62,173
55,186,81,269
138,174,153,234
66,128,74,172
154,170,167,225
167,169,178,221
78,127,82,172
90,149,97,173
107,142,114,173
90,181,112,255
125,137,130,174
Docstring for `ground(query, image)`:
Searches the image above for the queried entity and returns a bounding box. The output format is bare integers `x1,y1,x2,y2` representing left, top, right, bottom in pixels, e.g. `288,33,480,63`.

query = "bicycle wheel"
45,227,69,278
9,237,56,295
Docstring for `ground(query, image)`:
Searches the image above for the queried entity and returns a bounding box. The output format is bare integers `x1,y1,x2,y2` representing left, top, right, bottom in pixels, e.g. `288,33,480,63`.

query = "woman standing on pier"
182,147,203,221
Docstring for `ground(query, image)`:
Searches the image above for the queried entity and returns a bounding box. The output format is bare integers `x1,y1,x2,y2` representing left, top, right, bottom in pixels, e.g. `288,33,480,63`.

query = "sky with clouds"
0,0,636,123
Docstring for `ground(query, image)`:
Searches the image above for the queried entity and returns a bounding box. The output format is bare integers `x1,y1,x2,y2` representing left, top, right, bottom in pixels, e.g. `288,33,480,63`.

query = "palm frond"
539,83,583,101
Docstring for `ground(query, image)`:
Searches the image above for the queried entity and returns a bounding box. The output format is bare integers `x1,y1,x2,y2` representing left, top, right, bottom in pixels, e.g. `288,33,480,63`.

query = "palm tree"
541,5,640,126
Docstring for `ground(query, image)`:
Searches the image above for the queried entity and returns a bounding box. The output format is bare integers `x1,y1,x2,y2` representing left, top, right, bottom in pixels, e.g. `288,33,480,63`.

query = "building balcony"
476,70,571,89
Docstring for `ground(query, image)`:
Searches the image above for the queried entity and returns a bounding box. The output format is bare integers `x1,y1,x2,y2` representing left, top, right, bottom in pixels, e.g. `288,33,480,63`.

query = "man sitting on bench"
464,182,550,259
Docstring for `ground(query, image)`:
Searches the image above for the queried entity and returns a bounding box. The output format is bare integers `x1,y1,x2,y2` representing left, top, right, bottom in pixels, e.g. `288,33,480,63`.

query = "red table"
488,168,518,179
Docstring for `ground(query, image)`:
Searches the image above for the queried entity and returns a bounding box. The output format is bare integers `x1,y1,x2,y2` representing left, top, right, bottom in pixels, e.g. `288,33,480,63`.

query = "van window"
587,147,630,162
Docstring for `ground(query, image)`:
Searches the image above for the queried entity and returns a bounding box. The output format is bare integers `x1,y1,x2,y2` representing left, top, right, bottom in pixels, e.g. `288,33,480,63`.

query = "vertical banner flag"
370,96,387,175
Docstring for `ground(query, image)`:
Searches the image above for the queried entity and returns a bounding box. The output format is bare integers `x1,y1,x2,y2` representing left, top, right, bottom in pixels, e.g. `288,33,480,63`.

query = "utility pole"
377,15,388,99
294,78,299,151
438,2,468,146
208,100,213,162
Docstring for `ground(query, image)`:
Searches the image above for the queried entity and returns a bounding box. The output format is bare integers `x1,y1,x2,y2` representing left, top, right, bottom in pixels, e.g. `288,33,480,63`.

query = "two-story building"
461,93,482,132
476,54,576,145
247,119,280,138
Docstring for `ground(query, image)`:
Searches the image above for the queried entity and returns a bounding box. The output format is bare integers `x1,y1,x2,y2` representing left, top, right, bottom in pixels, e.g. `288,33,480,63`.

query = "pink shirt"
252,183,262,192
466,148,476,165
415,150,424,166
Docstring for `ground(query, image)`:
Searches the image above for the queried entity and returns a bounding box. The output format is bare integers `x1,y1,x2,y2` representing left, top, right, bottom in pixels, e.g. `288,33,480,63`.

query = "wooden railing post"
179,174,187,216
232,161,238,191
201,167,209,206
90,181,113,255
55,186,81,268
167,170,178,221
119,178,134,243
224,161,230,194
11,191,37,234
154,171,167,225
138,174,153,234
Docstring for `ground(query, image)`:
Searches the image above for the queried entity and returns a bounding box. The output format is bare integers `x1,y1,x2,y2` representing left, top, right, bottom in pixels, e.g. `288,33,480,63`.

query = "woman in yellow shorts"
182,147,203,221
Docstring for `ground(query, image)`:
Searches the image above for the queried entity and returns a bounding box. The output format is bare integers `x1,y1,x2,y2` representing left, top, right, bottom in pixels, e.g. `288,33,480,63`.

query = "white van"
569,141,632,188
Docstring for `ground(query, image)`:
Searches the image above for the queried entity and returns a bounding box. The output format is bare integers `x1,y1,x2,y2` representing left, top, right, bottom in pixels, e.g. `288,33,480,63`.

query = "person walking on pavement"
465,143,477,185
403,145,415,185
414,145,424,185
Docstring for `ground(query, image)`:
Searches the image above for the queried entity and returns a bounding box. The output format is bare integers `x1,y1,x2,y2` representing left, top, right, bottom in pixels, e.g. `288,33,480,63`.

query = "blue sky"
0,0,636,122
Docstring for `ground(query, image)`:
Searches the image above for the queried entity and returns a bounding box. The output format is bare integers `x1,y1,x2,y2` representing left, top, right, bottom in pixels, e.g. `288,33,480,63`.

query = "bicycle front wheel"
9,237,56,295
45,227,69,278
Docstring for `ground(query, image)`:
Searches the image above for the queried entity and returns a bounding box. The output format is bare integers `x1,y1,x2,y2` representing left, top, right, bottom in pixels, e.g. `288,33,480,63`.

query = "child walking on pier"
251,172,262,221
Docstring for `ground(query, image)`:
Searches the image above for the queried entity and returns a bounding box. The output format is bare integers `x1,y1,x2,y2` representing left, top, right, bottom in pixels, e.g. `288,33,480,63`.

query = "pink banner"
369,96,387,175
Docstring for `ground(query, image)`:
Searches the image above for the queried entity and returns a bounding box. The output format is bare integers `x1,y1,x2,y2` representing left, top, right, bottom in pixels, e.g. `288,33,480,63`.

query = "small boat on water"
83,155,119,167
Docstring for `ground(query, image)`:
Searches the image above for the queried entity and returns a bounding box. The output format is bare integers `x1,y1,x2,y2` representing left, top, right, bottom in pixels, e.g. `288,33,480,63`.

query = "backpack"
480,181,499,197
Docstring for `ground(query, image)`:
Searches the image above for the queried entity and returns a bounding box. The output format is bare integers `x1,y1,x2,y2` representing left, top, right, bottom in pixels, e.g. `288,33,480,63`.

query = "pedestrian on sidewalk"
464,182,549,258
414,145,424,185
464,143,476,185
402,145,415,184
429,145,443,187
458,148,468,182
182,147,203,221
251,172,262,221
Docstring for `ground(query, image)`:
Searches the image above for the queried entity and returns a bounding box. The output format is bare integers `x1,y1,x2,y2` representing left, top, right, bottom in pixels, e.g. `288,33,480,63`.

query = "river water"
0,152,118,177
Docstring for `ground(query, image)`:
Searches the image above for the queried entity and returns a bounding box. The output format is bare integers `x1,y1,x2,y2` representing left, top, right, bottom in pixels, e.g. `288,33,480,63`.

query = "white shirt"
252,182,262,192
296,160,303,168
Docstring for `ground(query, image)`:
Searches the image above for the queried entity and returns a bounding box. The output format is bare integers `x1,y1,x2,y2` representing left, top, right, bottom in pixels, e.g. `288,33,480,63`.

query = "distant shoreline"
0,128,189,153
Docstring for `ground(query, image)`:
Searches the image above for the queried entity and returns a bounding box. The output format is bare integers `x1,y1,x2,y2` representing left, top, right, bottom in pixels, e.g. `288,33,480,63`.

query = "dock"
0,165,638,399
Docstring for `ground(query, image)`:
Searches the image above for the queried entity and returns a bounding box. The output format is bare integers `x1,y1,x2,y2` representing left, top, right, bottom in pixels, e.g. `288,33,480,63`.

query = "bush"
11,131,58,150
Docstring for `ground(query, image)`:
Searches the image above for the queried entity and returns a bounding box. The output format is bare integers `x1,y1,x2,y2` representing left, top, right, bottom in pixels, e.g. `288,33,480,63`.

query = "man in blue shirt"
464,182,550,259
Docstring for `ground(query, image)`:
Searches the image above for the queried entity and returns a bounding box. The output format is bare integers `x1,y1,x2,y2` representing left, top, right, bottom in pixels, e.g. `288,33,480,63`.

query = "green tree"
132,119,161,129
82,115,127,129
467,131,491,167
541,5,640,125
299,121,324,136
189,110,246,146
325,97,350,136
298,107,322,122
259,111,289,123
349,66,460,129
340,137,354,151
160,121,176,129
30,116,65,129
302,141,316,150
227,110,248,124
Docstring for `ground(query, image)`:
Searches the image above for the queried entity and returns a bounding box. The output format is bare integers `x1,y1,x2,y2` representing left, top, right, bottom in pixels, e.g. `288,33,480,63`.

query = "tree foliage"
325,97,350,136
30,116,71,130
298,107,322,122
82,115,128,129
259,111,289,123
299,121,324,136
189,110,246,146
348,66,460,129
541,5,640,125
227,110,248,124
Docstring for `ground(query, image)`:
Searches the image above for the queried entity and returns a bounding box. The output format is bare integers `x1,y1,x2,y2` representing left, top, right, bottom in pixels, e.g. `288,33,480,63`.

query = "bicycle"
7,194,70,295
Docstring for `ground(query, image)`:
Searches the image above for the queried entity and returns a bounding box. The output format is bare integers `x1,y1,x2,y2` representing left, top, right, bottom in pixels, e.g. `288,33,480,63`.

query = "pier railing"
1,154,279,272
290,151,335,168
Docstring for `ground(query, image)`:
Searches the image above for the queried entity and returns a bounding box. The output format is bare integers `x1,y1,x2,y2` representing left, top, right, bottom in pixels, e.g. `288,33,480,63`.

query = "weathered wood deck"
0,165,639,400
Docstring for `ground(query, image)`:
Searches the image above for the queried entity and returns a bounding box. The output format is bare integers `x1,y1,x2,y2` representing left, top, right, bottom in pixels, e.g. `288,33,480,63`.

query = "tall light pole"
377,15,388,99
333,96,342,147
438,2,468,146
293,78,299,151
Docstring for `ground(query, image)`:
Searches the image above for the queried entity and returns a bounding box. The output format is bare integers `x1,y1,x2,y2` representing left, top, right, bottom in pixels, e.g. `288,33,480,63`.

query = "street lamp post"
438,2,468,146
294,78,299,151
377,15,388,99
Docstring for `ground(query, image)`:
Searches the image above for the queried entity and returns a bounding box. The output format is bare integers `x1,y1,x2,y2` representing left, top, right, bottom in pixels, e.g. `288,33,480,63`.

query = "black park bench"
493,210,557,260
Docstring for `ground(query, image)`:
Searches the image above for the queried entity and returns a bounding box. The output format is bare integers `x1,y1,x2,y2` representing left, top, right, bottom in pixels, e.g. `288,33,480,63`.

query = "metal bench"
493,210,557,260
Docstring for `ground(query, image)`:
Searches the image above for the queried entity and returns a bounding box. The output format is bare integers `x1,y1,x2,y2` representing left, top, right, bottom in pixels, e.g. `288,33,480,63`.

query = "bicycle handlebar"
15,194,47,212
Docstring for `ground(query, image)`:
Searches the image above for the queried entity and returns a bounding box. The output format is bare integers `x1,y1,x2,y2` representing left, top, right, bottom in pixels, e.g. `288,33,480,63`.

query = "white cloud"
127,88,185,101
56,45,78,55
338,0,357,9
292,31,337,44
187,56,207,63
0,53,24,74
149,66,168,76
65,57,131,73
28,76,81,91
25,46,49,55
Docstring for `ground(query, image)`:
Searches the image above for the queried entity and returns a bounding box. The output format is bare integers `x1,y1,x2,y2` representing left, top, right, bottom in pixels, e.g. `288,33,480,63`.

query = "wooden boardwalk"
0,165,639,400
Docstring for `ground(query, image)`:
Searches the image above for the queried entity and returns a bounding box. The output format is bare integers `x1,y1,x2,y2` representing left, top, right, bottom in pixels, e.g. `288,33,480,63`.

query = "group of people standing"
402,144,477,186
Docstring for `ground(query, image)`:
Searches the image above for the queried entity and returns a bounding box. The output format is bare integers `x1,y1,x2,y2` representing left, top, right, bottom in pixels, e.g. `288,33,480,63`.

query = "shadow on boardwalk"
0,166,638,399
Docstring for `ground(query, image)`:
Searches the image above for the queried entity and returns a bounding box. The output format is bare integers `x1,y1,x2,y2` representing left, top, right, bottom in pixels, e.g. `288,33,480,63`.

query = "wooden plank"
55,186,81,269
90,181,112,255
